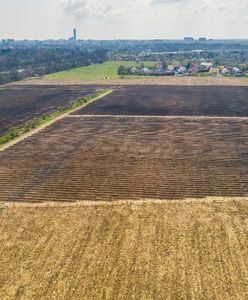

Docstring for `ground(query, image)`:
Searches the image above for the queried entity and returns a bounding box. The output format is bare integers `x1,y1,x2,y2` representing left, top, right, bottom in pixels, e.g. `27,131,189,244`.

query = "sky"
0,0,248,40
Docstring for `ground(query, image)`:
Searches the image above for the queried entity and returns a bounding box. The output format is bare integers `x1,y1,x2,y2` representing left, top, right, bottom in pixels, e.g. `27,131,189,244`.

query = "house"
178,66,187,74
221,68,231,76
200,62,213,69
141,67,150,75
130,67,139,74
233,67,243,76
167,65,176,72
155,61,164,69
188,64,200,74
209,67,220,74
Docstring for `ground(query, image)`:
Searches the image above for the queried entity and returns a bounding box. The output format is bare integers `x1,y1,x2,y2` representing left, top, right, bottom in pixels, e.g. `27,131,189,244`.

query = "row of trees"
0,47,107,85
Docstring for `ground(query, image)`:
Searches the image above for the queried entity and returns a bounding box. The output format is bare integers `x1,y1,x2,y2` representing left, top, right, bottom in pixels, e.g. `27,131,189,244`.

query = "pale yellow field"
0,198,248,300
16,76,248,86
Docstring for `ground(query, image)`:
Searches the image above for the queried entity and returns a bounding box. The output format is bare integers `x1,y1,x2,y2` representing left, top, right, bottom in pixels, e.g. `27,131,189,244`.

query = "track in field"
1,116,248,202
73,85,248,117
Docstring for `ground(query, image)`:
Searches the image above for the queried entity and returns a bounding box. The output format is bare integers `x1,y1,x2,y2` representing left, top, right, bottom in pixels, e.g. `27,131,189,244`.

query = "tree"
118,65,127,75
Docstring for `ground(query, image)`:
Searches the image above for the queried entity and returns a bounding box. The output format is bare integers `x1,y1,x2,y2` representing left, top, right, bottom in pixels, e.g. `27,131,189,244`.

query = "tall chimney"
73,28,77,41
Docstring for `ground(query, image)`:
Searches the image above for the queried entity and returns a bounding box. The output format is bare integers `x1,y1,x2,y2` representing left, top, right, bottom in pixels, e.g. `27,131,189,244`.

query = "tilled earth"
0,85,98,135
74,85,248,117
1,116,248,202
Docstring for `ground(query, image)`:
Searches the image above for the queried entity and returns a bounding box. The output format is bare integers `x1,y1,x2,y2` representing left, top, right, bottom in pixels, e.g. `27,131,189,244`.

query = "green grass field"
44,61,156,80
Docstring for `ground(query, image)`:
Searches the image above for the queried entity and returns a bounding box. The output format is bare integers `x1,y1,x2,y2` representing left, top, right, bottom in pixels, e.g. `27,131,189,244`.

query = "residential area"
118,60,247,77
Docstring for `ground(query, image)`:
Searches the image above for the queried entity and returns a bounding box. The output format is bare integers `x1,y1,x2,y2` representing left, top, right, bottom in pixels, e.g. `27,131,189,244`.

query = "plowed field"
74,85,248,117
0,85,96,135
1,116,248,202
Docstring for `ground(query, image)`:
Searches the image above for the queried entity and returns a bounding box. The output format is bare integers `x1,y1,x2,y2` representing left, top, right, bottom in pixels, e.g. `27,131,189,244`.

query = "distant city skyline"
1,0,248,40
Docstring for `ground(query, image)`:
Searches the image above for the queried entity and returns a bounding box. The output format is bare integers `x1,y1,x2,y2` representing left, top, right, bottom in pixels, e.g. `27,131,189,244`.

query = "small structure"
155,61,164,69
130,67,139,74
209,67,220,75
141,67,150,75
167,65,176,72
200,62,213,69
178,66,187,74
184,37,194,41
233,67,243,77
221,68,231,76
188,64,200,74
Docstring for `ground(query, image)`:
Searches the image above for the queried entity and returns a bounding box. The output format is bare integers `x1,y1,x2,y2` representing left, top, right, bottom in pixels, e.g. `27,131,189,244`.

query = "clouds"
0,0,248,39
63,1,108,19
63,0,128,21
151,0,186,5
62,0,248,26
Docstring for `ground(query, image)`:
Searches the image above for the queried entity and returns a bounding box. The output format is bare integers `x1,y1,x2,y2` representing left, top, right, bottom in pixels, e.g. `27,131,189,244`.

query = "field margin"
1,196,247,209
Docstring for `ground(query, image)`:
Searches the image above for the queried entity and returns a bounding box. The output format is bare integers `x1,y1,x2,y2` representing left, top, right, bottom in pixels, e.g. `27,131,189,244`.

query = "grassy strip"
44,61,156,80
0,89,110,146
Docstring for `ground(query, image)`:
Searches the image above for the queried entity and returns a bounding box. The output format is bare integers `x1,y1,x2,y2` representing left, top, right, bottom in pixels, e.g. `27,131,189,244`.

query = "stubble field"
20,75,248,86
0,200,248,299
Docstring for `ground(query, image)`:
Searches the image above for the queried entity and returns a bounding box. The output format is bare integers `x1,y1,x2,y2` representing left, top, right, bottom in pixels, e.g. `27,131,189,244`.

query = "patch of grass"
0,89,110,146
44,60,156,80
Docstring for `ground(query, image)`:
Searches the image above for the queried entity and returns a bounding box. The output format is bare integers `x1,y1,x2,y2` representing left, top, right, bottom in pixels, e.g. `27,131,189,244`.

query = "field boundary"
67,114,248,120
0,197,246,208
15,76,248,86
0,89,112,152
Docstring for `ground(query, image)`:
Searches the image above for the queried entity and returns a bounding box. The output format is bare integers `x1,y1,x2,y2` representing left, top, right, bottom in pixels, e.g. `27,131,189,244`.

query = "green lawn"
44,60,156,80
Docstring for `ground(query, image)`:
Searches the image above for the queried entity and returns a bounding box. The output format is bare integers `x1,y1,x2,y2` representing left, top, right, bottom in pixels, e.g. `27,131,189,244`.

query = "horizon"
2,36,248,42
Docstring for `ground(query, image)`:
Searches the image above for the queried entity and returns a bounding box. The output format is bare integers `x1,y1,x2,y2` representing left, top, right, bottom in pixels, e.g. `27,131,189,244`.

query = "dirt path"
1,196,247,209
0,90,112,152
67,114,248,120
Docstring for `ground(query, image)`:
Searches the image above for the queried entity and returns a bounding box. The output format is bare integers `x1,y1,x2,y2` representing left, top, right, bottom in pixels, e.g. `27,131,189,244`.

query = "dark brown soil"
74,85,248,117
1,116,248,202
0,85,97,135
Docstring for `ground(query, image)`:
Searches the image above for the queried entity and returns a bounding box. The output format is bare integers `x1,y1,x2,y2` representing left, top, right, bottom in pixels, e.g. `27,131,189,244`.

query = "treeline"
104,40,248,56
0,47,107,85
